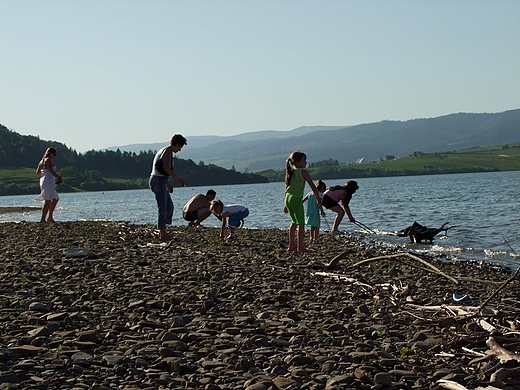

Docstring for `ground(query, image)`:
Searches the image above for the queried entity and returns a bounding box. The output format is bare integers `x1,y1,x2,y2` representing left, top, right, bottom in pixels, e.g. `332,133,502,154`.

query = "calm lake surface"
1,171,519,268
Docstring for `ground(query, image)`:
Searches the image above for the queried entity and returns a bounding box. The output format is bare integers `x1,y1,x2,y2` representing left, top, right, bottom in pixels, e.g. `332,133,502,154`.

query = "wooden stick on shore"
478,266,520,314
326,249,352,270
327,251,459,285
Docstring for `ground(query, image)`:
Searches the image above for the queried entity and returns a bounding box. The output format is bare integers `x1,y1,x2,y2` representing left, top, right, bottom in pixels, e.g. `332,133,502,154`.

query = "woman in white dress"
35,147,61,223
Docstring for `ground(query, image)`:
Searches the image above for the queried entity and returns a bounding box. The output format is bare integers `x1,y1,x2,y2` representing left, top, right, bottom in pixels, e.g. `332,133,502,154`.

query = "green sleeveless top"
286,168,305,198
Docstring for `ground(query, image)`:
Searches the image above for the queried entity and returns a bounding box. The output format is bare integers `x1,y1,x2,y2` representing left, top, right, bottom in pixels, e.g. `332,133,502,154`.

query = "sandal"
298,248,311,253
287,246,297,252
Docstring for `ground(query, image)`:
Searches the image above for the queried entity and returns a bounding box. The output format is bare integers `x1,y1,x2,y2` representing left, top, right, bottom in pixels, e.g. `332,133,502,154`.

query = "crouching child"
210,199,249,239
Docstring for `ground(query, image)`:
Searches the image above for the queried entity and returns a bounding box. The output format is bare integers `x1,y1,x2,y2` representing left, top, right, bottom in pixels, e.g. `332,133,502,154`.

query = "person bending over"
322,180,359,234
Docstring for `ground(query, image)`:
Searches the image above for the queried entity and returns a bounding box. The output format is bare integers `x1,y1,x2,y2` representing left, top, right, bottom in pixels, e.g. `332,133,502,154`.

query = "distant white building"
356,157,365,164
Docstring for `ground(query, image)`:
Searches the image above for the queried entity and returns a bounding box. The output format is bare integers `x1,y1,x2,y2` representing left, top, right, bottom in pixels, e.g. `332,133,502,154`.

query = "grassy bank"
259,143,520,182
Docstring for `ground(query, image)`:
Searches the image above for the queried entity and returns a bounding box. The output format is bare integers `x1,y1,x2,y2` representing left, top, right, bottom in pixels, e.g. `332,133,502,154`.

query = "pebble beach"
1,221,520,390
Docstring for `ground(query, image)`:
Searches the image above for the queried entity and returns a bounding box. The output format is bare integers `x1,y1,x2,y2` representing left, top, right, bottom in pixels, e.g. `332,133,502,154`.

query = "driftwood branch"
333,252,459,284
326,249,352,269
313,272,373,290
404,303,497,316
478,266,520,313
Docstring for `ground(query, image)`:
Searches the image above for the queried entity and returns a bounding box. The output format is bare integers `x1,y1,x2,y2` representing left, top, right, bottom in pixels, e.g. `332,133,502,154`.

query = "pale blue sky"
1,1,519,152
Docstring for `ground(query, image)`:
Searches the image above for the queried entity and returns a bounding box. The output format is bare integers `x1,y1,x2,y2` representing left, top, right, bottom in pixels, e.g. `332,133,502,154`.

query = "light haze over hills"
107,109,520,172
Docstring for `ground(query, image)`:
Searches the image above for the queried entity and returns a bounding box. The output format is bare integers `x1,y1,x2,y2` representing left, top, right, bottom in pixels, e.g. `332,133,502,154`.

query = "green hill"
258,144,520,182
2,121,519,196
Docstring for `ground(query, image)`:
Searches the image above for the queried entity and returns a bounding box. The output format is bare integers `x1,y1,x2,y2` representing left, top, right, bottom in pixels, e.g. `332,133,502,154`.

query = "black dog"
397,221,454,244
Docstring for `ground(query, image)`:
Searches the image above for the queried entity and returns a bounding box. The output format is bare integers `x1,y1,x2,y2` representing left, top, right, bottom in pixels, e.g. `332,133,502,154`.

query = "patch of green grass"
400,346,414,359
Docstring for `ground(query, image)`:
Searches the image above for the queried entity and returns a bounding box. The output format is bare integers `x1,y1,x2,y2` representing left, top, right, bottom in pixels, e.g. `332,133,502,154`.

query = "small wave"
484,249,509,258
430,244,465,254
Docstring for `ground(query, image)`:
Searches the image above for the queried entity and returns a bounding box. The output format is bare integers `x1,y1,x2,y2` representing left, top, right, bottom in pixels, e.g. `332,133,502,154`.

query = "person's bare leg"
330,206,344,231
195,209,211,226
159,228,173,241
47,199,58,222
41,201,51,223
297,224,305,251
288,223,297,249
311,227,318,242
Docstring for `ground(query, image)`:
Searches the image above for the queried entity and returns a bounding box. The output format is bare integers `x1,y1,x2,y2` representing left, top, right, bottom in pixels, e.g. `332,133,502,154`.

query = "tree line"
0,124,268,196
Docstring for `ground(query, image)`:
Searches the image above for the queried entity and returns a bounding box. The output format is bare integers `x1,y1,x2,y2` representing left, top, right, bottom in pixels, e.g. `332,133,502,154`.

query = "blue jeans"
149,175,173,229
229,208,249,228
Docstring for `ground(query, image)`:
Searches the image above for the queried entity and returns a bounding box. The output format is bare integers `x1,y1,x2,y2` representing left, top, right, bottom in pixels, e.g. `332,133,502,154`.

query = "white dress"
34,161,59,201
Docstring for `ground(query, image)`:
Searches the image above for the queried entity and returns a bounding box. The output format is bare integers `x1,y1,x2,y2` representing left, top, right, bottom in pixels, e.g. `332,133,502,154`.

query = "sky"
1,1,519,152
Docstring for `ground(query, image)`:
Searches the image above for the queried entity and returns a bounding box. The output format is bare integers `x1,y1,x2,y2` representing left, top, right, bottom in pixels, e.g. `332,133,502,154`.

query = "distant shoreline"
0,206,41,214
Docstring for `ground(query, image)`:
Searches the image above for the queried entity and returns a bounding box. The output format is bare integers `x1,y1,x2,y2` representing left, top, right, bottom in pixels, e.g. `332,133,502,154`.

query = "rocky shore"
1,221,519,390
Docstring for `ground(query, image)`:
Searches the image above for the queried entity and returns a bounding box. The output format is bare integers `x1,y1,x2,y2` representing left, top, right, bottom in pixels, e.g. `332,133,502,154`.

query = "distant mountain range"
107,109,520,172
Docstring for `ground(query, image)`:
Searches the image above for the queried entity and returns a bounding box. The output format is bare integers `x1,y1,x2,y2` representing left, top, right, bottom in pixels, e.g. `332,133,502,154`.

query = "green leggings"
284,193,305,225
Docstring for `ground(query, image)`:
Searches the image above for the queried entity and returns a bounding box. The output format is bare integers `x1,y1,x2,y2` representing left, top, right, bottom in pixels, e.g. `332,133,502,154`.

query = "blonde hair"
210,199,224,214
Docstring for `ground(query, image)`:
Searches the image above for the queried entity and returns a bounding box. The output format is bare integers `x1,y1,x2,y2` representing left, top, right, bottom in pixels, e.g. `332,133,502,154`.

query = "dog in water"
397,221,454,244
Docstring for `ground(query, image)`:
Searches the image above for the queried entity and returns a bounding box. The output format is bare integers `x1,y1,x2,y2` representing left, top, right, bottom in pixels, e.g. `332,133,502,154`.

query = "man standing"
182,189,217,227
149,134,187,241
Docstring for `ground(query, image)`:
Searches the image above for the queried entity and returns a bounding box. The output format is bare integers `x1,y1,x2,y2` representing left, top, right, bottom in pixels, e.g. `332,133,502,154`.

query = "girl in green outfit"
284,151,322,253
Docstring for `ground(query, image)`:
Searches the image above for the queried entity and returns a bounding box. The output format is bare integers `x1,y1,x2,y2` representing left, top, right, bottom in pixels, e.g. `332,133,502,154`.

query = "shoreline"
0,206,41,214
1,221,519,389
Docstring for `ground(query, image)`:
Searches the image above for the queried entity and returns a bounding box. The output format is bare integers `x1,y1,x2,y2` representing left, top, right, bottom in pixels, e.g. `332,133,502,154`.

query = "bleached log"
437,379,469,390
479,319,496,333
486,336,520,362
405,304,497,316
490,367,520,384
438,380,503,390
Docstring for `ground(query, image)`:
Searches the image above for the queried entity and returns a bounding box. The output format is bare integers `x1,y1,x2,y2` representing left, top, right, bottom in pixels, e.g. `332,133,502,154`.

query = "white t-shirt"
222,204,247,215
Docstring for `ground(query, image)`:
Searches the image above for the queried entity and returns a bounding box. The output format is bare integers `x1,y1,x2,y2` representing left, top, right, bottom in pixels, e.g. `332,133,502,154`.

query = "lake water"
1,171,519,268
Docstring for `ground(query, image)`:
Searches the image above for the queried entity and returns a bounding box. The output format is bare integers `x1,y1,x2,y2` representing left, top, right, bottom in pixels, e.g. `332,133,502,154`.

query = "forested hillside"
0,124,267,196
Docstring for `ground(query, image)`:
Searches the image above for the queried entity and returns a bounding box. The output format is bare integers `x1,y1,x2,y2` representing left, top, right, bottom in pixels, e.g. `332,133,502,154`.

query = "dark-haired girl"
322,180,359,234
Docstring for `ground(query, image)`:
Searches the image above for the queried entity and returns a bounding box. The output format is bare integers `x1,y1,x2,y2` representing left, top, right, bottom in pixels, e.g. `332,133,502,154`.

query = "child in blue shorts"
210,199,249,239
